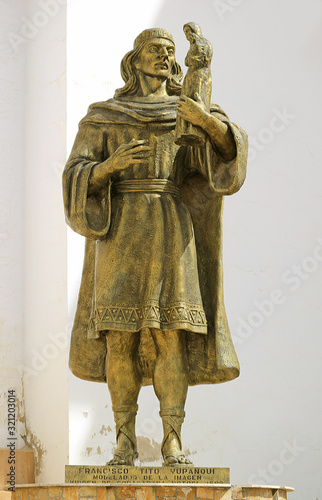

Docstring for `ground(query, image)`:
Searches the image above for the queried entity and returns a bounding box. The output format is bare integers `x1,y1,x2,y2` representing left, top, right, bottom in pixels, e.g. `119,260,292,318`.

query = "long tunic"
63,96,248,385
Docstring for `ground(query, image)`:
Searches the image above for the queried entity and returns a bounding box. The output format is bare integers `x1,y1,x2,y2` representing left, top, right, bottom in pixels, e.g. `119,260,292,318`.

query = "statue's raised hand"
177,95,209,128
107,139,152,172
89,139,152,192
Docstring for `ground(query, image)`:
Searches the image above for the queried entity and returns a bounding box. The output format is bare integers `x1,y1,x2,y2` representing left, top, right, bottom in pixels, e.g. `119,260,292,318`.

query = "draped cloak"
63,96,248,386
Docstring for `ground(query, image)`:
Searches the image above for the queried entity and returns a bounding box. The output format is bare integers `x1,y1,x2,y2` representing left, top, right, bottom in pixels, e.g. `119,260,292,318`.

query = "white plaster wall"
0,0,68,483
67,1,322,499
0,0,26,451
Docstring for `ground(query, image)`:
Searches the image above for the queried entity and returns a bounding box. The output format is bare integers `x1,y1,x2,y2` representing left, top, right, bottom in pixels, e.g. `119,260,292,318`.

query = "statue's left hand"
177,95,209,129
177,95,237,161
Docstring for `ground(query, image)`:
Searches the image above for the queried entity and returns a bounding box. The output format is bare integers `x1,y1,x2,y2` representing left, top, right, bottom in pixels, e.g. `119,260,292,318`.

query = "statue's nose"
159,47,168,57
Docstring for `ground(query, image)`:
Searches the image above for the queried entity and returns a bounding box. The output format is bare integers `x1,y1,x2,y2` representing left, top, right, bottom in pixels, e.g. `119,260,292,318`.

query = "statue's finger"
119,147,151,159
127,139,148,147
119,139,148,152
129,158,150,164
179,95,192,102
125,145,152,154
131,152,153,158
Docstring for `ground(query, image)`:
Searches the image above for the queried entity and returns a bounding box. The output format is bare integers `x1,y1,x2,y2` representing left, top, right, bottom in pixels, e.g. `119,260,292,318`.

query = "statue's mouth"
155,62,168,70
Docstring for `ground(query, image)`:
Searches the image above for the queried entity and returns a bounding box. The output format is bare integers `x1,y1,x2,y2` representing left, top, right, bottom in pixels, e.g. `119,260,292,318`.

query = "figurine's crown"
134,28,174,48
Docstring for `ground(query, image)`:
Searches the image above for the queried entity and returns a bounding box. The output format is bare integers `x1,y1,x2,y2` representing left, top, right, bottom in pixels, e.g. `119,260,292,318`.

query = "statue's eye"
168,48,174,55
149,46,158,52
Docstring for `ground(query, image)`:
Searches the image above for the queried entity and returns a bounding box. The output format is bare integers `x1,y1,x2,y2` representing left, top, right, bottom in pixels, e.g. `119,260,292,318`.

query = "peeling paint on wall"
99,424,112,435
18,380,46,476
137,436,160,462
20,425,46,476
17,378,47,476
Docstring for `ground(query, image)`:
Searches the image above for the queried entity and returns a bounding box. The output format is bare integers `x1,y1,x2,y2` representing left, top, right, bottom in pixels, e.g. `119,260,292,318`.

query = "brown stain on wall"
136,437,193,464
20,425,46,476
17,380,46,476
137,436,160,462
99,424,112,435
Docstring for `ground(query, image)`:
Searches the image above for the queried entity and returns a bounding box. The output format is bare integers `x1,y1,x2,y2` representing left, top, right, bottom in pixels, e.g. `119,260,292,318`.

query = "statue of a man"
63,27,248,467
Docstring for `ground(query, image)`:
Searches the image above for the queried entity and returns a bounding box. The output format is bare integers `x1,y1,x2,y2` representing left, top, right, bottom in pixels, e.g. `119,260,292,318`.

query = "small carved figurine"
175,23,213,146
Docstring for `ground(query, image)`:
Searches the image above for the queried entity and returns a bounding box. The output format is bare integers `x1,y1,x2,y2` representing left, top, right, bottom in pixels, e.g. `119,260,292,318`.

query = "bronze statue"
63,25,248,467
175,22,213,146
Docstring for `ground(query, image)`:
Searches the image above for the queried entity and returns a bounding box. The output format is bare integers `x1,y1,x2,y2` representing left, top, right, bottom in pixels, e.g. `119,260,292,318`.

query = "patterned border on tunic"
89,302,207,334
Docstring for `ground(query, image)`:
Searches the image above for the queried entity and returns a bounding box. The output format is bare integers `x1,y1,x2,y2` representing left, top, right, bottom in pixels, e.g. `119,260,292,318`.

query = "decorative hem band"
88,302,207,336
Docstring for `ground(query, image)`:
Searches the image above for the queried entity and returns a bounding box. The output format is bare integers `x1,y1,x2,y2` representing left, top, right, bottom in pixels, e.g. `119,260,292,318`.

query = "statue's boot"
160,408,193,466
108,404,139,466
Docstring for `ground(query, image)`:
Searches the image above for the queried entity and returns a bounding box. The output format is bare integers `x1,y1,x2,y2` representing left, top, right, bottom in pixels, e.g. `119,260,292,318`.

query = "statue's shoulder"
79,98,121,127
86,98,117,117
80,96,178,127
87,98,116,113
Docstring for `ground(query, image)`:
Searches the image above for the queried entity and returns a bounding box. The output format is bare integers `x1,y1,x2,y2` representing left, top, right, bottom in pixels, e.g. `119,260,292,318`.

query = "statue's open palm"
107,139,152,172
89,139,152,191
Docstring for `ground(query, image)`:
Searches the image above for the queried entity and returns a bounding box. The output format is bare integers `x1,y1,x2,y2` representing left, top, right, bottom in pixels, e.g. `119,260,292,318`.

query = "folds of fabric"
63,97,248,385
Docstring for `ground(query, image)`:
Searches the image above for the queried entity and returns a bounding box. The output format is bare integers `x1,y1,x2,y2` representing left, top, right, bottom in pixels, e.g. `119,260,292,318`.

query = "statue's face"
183,26,197,43
134,38,176,78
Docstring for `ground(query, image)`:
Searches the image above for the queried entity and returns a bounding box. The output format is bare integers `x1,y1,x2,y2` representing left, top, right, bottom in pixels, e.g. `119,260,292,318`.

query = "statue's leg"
105,330,142,465
150,328,193,466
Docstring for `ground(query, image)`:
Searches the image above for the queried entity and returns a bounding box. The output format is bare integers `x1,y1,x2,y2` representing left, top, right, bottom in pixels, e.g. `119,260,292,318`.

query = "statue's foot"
107,449,138,466
162,438,193,467
163,453,193,467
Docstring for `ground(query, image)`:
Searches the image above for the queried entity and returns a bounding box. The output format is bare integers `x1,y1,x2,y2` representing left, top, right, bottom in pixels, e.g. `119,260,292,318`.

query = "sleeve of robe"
187,107,248,194
63,120,112,382
182,107,248,385
62,121,112,240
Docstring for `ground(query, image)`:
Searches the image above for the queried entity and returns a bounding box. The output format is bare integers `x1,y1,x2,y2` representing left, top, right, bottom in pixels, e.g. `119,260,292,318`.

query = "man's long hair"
114,41,183,98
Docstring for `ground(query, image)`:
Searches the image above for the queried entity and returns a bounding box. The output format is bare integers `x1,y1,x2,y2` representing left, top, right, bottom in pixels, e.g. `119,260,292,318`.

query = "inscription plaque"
65,465,230,484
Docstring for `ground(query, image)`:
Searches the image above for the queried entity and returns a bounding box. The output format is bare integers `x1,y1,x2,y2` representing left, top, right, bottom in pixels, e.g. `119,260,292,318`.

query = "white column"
0,0,26,450
22,0,68,482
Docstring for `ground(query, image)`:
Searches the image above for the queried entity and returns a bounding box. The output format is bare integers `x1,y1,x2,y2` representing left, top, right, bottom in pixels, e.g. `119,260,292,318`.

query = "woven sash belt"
113,179,180,197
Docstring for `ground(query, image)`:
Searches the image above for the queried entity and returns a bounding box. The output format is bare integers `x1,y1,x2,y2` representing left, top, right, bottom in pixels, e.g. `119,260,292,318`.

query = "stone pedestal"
11,484,293,500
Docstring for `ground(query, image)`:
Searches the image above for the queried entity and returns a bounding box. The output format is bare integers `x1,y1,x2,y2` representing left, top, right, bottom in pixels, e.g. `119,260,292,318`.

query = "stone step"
10,484,294,500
